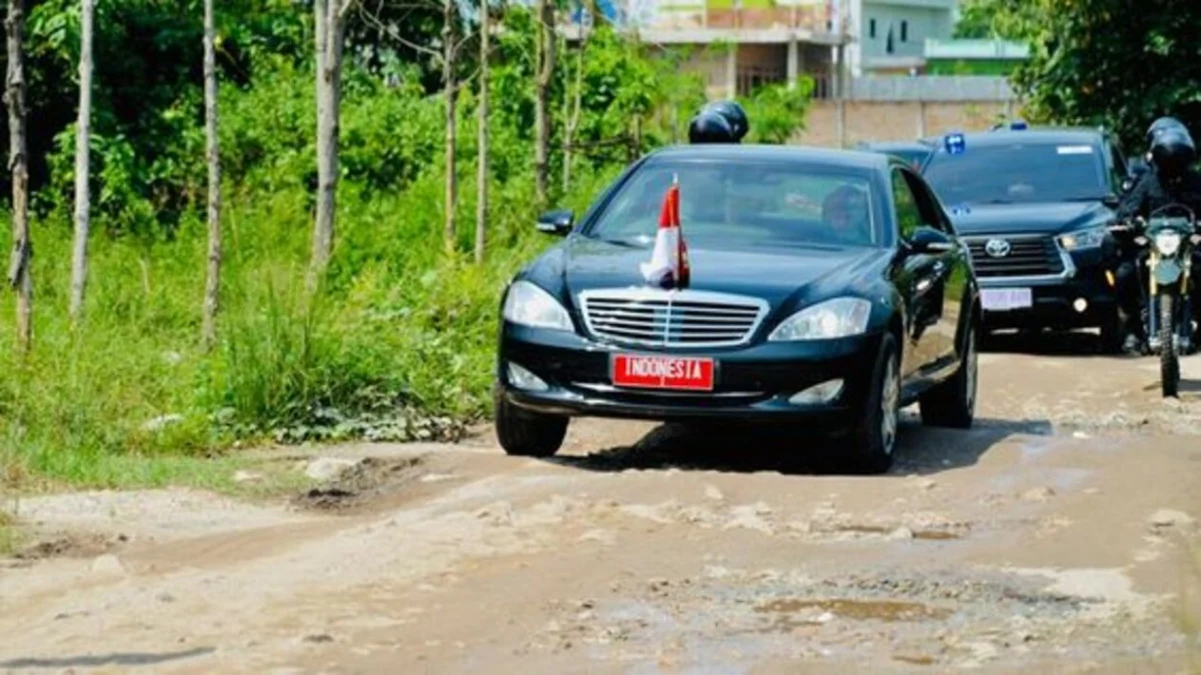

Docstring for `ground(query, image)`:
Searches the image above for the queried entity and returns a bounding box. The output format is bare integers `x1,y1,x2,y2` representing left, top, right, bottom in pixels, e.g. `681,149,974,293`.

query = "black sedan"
495,145,981,473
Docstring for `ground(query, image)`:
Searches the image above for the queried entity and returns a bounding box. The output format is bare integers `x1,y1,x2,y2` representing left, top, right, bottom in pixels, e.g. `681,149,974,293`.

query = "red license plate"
612,354,715,391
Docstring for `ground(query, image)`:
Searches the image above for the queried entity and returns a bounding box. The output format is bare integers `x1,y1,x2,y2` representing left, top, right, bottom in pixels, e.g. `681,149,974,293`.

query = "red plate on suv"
612,354,715,391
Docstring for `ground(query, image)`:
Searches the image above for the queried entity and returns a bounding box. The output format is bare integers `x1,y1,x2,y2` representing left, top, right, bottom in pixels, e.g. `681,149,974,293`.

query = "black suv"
920,126,1135,349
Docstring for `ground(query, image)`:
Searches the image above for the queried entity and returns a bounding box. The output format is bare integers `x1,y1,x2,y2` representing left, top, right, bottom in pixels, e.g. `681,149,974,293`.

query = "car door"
891,167,959,377
890,167,940,382
905,169,970,371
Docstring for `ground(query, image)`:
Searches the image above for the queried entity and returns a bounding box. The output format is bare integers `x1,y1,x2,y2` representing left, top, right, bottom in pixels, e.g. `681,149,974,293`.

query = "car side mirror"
536,209,575,236
907,225,955,254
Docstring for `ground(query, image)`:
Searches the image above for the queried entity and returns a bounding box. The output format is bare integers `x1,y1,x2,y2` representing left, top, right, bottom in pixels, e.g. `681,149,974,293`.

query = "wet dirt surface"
2,337,1201,673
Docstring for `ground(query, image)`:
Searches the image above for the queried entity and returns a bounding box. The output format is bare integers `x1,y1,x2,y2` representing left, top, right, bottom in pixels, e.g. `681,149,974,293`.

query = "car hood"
947,201,1115,236
560,236,886,308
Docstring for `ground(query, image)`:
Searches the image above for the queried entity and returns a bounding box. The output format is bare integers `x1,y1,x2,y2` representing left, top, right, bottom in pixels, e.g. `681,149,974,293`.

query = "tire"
844,333,900,475
1159,294,1180,398
919,328,977,429
495,392,568,457
1099,309,1124,355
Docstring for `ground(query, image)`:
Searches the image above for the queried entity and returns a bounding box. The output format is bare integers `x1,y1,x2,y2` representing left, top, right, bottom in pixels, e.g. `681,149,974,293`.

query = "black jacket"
1116,165,1201,221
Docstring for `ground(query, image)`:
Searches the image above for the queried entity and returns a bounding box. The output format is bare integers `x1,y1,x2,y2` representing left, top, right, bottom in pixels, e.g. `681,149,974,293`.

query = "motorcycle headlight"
502,281,573,331
1155,231,1183,256
768,297,872,342
1058,226,1107,251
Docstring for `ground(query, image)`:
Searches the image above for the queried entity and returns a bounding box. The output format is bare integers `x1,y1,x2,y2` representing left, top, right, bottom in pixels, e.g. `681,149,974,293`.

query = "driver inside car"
822,184,873,245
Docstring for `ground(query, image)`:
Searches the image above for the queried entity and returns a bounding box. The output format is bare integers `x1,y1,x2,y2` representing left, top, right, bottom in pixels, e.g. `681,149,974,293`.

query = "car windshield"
922,140,1108,205
588,158,882,248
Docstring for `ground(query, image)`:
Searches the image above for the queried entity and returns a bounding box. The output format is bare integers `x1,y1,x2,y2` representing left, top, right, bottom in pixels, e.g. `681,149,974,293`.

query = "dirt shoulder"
2,345,1200,673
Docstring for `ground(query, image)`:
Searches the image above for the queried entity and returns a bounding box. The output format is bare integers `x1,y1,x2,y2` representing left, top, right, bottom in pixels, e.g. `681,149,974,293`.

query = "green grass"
0,163,623,492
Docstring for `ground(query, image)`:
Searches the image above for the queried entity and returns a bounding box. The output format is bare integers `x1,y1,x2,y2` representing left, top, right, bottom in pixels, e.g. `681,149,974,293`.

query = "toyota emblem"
984,238,1011,258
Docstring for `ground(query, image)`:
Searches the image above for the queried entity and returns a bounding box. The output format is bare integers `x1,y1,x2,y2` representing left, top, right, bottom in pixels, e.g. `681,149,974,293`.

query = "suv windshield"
922,139,1108,205
588,157,882,248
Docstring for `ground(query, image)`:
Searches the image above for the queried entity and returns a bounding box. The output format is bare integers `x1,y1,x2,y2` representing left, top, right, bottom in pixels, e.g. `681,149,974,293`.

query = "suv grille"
579,289,768,348
965,235,1064,278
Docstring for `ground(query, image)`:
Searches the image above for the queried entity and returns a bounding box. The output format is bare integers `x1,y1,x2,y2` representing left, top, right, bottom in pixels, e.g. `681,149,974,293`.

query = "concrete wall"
796,99,1022,147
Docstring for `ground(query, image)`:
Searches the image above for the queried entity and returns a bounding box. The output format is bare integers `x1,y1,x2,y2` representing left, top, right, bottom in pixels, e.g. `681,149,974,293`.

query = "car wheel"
1099,309,1123,354
845,333,900,475
495,392,568,457
918,329,977,429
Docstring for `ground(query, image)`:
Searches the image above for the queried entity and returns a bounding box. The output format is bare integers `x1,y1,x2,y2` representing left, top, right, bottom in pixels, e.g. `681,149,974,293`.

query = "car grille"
965,235,1065,278
579,289,768,348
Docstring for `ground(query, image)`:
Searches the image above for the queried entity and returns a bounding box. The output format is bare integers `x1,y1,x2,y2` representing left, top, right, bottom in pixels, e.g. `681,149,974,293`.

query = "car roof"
645,144,890,172
856,140,934,151
928,127,1107,148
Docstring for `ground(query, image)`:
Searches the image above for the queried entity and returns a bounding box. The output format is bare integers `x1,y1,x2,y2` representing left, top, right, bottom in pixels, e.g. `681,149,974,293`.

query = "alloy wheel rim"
881,357,899,455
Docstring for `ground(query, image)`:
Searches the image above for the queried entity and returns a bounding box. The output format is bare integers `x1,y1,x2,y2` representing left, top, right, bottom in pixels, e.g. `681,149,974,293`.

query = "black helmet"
1146,116,1187,147
1150,127,1196,177
688,110,736,144
701,100,749,142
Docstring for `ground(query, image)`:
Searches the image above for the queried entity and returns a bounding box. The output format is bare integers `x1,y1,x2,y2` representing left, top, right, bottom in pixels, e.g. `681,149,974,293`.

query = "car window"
901,169,952,234
1108,139,1128,190
922,139,1109,205
891,168,922,240
589,158,883,248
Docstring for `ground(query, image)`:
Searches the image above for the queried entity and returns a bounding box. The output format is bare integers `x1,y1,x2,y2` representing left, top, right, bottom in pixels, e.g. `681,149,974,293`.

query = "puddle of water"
831,525,963,541
755,598,951,622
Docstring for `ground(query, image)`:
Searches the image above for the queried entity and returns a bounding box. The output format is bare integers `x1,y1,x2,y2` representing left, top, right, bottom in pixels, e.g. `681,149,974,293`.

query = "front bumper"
497,323,884,426
976,247,1118,330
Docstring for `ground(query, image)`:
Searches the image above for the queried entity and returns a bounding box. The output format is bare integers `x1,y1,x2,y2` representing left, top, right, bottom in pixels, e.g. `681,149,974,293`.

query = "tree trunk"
562,16,587,193
5,0,30,353
68,0,92,326
202,0,221,349
533,0,555,207
473,0,488,264
310,0,345,288
442,0,456,252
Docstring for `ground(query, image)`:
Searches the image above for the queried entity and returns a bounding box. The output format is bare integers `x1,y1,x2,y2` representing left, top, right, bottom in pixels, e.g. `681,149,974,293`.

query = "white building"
845,0,957,75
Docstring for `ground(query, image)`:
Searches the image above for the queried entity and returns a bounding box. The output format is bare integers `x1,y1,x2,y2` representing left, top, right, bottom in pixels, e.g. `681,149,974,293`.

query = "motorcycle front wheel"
1160,293,1180,398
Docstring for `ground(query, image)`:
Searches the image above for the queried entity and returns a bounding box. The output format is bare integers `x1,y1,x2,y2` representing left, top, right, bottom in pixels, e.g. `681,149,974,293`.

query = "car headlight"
1058,226,1107,251
502,280,573,331
768,297,872,342
1155,231,1183,256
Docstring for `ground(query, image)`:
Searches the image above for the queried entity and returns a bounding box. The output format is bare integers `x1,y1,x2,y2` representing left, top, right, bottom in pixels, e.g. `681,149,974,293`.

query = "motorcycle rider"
1115,121,1201,352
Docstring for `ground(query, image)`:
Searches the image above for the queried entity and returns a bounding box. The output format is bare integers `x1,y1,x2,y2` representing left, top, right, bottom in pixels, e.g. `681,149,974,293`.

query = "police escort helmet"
1150,126,1197,177
701,100,749,142
1146,116,1187,148
688,110,736,144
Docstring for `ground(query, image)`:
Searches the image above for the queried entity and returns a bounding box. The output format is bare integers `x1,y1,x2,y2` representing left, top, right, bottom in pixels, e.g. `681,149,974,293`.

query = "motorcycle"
1114,204,1201,397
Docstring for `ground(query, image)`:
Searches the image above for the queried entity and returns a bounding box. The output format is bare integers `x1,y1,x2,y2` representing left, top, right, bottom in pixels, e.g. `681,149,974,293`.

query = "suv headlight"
1155,231,1183,256
502,281,573,331
1057,226,1107,251
768,297,872,341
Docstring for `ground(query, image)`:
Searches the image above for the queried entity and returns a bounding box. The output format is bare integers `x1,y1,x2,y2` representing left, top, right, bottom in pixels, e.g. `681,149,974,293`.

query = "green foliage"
740,78,815,144
986,0,1201,151
0,4,812,486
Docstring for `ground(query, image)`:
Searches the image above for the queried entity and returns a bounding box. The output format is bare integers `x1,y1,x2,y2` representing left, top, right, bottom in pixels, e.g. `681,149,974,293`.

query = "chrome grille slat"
964,235,1064,278
579,288,768,348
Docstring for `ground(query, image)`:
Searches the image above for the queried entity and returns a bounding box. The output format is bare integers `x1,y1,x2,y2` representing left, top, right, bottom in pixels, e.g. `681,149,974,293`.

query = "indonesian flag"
640,176,691,289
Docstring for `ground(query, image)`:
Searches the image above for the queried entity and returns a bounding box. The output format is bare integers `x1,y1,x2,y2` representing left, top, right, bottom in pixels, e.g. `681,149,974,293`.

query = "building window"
886,28,895,54
869,18,876,39
900,20,909,42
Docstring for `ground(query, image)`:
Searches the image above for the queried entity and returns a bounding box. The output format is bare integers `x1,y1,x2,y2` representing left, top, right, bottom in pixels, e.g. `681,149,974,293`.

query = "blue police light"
944,132,966,155
1010,120,1029,130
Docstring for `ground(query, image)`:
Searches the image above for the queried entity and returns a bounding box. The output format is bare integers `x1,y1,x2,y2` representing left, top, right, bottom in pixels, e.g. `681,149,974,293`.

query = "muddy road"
3,338,1201,674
